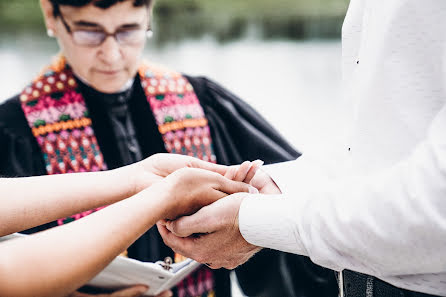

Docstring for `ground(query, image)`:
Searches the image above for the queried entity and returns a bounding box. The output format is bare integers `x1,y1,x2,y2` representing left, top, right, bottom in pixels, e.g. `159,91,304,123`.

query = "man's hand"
69,286,172,297
155,168,256,220
157,193,261,269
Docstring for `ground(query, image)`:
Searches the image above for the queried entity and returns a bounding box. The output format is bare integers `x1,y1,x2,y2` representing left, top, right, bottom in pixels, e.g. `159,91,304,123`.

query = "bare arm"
0,153,233,237
0,167,251,297
0,184,166,297
0,168,134,237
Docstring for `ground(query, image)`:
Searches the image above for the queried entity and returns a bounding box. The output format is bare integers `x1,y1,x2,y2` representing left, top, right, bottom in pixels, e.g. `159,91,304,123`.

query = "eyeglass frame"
57,10,152,47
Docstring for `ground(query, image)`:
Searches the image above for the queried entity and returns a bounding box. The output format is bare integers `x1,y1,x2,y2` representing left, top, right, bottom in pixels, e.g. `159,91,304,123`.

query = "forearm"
0,182,167,297
0,166,135,236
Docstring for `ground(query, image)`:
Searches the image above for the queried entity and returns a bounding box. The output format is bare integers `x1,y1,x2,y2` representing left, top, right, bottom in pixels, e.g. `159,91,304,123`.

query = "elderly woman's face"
48,1,149,93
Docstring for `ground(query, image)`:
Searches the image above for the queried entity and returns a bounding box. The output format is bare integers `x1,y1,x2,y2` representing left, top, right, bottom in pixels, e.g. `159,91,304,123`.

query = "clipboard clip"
158,257,173,272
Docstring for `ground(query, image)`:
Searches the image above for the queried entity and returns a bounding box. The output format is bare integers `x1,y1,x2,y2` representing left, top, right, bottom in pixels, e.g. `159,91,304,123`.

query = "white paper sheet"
88,256,201,296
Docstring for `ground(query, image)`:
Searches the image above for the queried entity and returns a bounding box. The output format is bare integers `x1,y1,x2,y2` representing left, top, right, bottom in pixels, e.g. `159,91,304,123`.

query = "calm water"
0,34,344,154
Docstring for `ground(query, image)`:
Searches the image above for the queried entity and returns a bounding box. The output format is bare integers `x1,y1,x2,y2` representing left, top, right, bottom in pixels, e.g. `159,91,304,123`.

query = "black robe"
0,75,338,297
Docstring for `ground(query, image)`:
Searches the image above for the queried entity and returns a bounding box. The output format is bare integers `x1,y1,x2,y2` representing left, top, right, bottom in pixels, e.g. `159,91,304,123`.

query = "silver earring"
146,30,153,39
47,29,55,37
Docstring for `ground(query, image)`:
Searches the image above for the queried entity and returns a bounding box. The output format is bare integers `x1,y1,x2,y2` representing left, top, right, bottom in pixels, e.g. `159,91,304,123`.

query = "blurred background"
0,0,350,153
0,1,349,295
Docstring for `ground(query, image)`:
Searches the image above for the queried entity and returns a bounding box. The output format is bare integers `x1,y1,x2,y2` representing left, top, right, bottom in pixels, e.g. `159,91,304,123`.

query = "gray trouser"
338,270,440,297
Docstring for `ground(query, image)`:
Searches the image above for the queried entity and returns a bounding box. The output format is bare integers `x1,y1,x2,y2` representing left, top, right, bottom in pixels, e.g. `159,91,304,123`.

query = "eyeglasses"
58,11,152,47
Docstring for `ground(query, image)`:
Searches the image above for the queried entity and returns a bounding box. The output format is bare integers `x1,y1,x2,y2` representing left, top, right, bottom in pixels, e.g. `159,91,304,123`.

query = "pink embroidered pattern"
140,64,216,163
177,267,215,297
20,60,107,175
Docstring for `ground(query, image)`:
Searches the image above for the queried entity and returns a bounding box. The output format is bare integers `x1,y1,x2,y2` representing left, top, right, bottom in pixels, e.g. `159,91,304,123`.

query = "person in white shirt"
157,1,446,296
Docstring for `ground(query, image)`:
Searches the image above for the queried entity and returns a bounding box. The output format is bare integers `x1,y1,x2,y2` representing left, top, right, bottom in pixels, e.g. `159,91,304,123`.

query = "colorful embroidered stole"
20,56,217,297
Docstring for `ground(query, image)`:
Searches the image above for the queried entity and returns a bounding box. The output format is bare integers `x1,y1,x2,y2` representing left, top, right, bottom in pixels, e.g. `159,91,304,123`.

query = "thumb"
166,204,217,237
166,193,247,237
111,285,148,297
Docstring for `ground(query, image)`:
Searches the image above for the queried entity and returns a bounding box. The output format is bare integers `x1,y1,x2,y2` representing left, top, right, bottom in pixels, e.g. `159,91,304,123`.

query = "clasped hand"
72,154,280,297
127,154,281,270
126,154,261,220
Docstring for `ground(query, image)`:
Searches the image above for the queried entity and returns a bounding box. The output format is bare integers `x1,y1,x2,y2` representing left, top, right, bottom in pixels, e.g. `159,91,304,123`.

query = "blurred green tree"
0,0,350,41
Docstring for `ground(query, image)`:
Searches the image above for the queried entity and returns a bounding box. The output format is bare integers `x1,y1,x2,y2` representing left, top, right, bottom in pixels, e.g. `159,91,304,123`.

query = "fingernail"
248,185,259,194
253,159,264,167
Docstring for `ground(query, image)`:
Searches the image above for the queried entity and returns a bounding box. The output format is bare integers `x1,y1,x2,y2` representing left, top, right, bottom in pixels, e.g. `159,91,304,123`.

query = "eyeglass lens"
72,29,147,46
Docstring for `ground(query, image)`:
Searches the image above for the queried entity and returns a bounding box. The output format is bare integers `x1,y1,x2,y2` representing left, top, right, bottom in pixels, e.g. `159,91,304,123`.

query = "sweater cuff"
239,195,308,256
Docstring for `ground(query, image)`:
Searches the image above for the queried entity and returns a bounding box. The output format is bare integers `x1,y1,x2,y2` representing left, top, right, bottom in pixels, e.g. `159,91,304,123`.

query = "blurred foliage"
0,0,350,42
0,0,45,30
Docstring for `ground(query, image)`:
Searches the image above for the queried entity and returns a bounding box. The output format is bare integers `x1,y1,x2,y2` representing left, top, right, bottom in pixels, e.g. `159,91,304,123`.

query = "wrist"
138,180,172,221
158,180,178,219
113,165,139,198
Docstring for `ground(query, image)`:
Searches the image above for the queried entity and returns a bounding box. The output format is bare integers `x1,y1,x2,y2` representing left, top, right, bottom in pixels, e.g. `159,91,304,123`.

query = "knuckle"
215,263,224,269
185,157,198,168
152,152,163,159
176,167,196,178
170,168,189,182
207,216,219,228
226,259,241,270
215,174,226,187
195,255,206,264
194,251,207,264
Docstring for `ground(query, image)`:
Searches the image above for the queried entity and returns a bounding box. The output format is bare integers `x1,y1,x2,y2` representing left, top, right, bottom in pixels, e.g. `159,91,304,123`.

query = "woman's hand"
223,160,264,183
151,167,256,220
124,153,267,198
124,154,230,196
225,159,280,194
